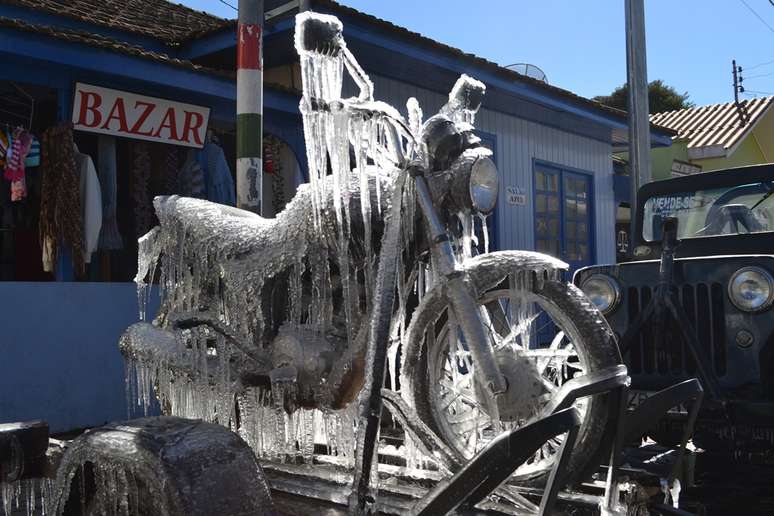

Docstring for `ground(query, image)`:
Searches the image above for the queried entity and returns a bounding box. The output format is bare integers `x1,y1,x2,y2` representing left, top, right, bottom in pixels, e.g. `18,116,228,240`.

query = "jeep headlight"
580,274,621,314
728,267,774,312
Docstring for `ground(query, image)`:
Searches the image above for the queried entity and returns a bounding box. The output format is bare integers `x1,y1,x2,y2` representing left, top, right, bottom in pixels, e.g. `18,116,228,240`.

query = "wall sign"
72,83,210,148
506,186,527,206
671,159,701,177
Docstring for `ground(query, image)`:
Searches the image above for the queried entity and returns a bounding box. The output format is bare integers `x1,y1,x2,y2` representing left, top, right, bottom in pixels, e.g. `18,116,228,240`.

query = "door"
534,165,594,271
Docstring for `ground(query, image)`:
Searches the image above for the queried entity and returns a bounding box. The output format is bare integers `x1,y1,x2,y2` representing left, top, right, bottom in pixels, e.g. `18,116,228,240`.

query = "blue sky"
182,0,774,107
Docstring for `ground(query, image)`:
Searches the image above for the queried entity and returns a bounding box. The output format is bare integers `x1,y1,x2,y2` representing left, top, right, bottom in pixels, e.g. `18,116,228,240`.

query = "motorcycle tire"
401,251,621,488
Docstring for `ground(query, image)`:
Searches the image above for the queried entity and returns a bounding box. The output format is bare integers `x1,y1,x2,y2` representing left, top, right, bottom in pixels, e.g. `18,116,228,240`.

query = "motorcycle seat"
152,193,314,262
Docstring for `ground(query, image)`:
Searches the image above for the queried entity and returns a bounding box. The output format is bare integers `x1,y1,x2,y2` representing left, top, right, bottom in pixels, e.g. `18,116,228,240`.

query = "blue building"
0,0,672,431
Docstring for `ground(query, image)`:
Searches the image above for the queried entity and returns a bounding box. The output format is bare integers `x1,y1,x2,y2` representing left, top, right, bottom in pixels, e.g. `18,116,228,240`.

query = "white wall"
358,73,616,265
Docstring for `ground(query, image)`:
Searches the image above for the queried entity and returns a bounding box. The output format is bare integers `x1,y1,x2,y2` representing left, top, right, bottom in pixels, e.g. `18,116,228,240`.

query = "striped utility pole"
237,0,264,213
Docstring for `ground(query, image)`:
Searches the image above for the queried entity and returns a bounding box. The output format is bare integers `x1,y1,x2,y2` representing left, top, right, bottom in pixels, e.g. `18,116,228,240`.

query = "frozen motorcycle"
120,12,620,489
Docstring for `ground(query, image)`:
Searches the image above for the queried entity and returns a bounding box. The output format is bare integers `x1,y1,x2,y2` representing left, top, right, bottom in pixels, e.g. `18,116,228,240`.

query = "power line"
747,58,774,71
744,89,774,95
745,70,774,80
740,0,774,34
218,0,238,11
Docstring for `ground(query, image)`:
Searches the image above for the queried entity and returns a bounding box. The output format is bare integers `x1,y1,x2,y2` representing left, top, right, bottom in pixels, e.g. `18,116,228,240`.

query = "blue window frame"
533,162,595,271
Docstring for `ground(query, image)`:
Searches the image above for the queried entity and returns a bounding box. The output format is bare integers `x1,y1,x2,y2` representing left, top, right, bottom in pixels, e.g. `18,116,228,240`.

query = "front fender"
400,250,568,392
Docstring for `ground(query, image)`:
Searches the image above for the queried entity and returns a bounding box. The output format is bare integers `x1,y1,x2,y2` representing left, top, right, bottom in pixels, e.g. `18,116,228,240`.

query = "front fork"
412,169,508,414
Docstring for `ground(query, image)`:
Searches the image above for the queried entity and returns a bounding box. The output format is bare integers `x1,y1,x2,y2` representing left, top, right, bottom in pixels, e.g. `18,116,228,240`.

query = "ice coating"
1,478,53,516
121,11,496,476
47,418,275,515
440,73,486,126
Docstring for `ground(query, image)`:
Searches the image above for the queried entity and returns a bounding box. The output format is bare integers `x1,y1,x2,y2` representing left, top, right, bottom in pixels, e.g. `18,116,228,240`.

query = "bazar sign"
71,83,210,148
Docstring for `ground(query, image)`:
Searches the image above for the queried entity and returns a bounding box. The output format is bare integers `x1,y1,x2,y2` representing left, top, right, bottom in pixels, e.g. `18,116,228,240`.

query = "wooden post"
625,0,651,250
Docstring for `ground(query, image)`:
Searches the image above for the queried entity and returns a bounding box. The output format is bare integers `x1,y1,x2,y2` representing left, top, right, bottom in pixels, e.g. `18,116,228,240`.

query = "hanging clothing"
74,145,102,265
0,131,8,168
40,124,85,274
96,135,123,250
25,136,40,168
263,135,286,216
197,142,235,206
163,145,179,195
177,149,206,199
131,141,153,238
5,128,33,201
10,176,25,202
4,129,31,181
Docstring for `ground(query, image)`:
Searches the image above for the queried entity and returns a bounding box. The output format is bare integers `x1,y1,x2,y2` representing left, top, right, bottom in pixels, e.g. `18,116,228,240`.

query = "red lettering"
130,101,156,136
152,107,180,141
181,111,205,145
100,98,128,132
76,91,102,127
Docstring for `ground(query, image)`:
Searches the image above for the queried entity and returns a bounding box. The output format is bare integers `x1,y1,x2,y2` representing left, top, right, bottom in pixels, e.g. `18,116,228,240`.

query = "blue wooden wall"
0,283,158,433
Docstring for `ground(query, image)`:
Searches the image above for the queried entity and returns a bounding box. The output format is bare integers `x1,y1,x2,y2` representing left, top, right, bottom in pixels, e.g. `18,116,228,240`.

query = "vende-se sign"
72,83,210,148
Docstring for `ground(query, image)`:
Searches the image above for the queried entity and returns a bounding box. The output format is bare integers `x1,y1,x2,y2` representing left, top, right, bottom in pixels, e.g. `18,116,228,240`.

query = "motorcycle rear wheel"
401,252,620,488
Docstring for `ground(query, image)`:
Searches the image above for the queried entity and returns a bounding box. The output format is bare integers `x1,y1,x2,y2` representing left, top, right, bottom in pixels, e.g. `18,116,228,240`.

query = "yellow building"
649,96,774,179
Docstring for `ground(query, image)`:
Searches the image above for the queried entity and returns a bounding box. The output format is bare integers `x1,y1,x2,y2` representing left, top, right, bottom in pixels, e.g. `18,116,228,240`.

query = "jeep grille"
625,282,727,377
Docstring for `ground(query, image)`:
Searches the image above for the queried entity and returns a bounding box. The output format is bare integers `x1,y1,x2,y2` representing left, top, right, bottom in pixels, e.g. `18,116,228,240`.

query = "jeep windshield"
643,180,774,241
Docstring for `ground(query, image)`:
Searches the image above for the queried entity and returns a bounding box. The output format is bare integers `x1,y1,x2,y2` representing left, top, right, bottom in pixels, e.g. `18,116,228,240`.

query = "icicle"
371,120,383,215
479,212,490,254
457,212,474,260
299,410,316,461
352,117,374,305
407,97,423,139
272,384,288,462
0,478,54,516
134,227,161,320
2,481,12,516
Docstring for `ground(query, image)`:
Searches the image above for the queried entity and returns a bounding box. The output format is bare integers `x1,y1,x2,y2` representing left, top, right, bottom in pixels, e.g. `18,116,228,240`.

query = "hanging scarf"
131,141,153,238
163,145,179,195
97,135,123,250
4,128,32,182
264,134,285,214
5,128,33,201
39,124,84,274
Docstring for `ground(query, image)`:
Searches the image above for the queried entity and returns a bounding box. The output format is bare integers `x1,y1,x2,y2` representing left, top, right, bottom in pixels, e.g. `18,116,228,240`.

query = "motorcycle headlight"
469,156,498,214
728,267,774,312
580,274,621,314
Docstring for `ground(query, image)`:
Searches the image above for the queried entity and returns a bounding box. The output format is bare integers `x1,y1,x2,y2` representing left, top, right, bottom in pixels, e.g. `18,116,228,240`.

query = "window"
534,164,594,270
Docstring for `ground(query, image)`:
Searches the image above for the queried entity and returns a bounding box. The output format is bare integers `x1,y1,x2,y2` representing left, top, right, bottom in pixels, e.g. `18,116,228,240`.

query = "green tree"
593,80,694,114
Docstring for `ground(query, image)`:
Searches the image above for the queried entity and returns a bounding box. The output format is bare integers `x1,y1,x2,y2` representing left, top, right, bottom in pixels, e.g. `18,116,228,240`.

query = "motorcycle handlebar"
296,13,343,57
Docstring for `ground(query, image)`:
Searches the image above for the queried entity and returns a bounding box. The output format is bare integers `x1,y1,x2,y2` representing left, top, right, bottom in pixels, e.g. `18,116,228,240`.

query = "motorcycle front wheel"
400,251,621,488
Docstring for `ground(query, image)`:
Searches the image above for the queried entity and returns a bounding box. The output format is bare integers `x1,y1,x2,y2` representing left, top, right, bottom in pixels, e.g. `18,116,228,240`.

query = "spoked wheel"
401,253,620,487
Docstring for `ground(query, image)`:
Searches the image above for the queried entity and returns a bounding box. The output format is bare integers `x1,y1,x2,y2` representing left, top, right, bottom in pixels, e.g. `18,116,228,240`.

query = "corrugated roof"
650,97,773,158
1,0,231,44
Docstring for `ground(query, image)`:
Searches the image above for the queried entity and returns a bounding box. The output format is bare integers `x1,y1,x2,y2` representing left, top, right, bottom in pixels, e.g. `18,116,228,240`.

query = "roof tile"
2,0,230,44
0,16,230,77
650,97,773,152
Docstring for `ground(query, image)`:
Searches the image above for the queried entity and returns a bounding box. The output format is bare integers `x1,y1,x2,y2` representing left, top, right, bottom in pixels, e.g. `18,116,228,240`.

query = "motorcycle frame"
345,111,507,513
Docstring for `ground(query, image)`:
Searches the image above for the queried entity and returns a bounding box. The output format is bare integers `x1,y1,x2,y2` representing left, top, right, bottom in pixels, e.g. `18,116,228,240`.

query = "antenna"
732,59,749,125
505,63,548,83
